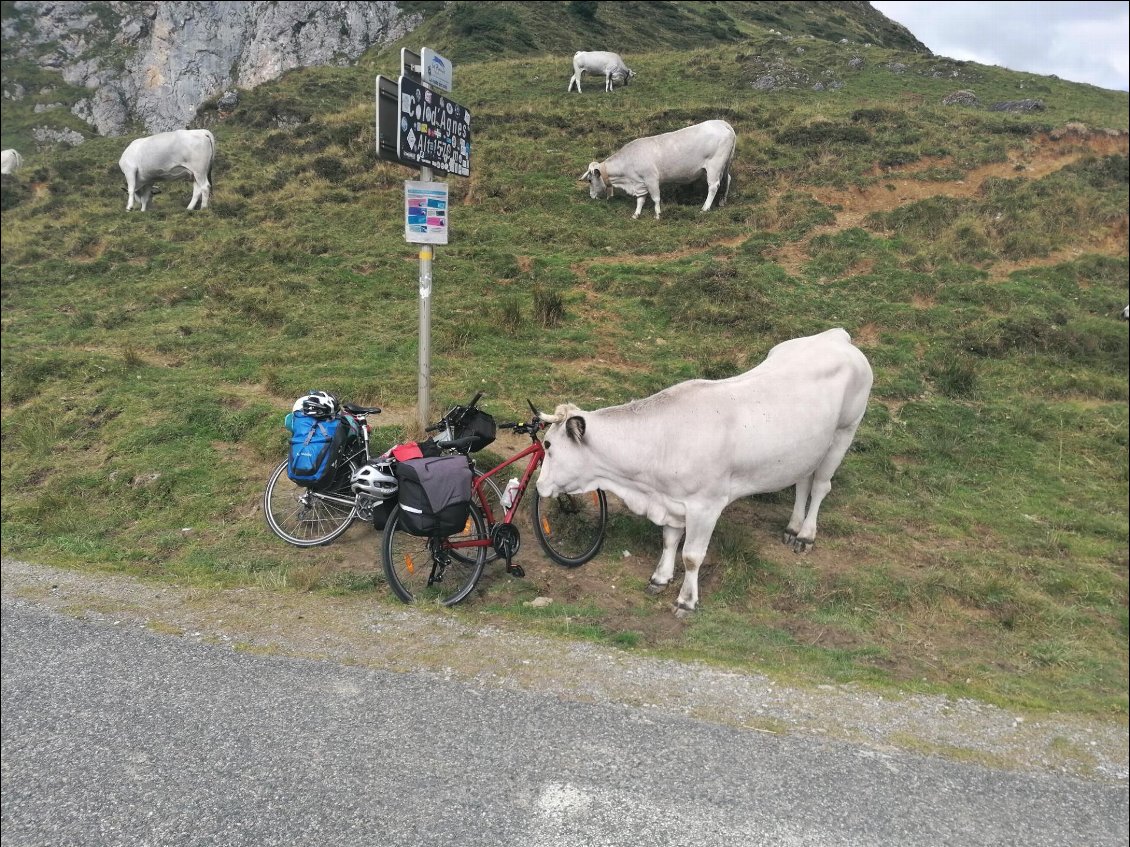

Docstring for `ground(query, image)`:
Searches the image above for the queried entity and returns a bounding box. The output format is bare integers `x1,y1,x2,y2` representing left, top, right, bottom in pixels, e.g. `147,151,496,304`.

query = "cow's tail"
206,130,215,190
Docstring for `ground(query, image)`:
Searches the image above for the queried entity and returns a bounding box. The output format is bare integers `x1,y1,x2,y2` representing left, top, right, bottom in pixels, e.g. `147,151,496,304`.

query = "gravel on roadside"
2,557,1126,784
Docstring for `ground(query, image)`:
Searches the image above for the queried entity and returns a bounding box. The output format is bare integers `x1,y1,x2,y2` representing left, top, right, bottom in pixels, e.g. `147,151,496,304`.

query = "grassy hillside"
2,22,1128,723
388,0,927,63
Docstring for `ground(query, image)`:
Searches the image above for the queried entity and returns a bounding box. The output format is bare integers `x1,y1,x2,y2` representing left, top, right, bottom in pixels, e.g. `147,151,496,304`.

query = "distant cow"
537,328,873,616
568,51,635,93
1,149,23,175
118,129,215,211
580,119,736,219
1121,305,1129,321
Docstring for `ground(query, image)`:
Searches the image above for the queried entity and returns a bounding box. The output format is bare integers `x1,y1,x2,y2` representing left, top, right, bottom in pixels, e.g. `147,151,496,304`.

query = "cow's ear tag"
566,416,586,442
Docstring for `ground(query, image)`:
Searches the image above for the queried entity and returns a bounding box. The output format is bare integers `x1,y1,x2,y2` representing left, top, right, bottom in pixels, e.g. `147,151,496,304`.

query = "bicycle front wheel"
381,503,488,606
263,459,358,547
533,489,608,567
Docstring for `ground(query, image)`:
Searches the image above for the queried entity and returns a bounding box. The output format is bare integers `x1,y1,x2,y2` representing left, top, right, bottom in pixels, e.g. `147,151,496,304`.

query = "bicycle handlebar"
427,391,486,433
498,419,544,436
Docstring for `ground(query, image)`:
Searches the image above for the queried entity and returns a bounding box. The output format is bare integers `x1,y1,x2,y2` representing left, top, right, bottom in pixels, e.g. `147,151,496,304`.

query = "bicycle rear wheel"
533,489,608,567
381,502,488,606
263,459,358,547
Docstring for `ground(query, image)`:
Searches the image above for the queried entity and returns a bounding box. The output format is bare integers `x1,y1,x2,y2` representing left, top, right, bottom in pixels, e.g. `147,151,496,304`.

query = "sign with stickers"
396,76,471,177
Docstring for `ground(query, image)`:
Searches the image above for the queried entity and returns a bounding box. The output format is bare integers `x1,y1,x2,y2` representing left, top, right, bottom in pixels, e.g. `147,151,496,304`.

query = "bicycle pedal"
507,564,526,578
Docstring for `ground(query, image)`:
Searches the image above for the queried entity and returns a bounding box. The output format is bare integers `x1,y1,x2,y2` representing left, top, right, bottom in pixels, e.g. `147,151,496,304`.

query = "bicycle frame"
441,436,546,555
474,441,544,526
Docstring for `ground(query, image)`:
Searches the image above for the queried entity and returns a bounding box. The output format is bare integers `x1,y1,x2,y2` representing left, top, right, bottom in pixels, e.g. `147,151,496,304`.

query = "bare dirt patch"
768,130,1129,276
567,131,1128,281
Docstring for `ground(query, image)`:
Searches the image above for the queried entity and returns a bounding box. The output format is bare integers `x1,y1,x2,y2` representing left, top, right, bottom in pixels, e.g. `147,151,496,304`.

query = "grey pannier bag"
393,455,473,537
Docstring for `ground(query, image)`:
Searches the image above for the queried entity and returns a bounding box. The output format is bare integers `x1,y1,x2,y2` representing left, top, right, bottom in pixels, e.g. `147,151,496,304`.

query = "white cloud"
872,1,1130,91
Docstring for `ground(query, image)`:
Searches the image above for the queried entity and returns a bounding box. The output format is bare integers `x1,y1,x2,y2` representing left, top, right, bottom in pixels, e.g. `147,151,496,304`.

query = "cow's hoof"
791,537,814,554
674,602,695,619
645,579,669,596
782,531,797,546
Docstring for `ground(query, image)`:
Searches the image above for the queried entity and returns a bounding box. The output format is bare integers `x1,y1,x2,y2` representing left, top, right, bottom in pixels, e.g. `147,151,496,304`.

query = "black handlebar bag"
394,455,473,537
453,408,496,452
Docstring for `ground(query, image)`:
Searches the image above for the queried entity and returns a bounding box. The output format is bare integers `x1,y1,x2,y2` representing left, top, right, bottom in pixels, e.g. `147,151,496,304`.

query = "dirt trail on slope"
571,128,1129,281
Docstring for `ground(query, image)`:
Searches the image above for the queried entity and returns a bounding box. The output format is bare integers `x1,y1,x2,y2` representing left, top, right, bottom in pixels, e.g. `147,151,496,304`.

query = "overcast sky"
871,1,1129,92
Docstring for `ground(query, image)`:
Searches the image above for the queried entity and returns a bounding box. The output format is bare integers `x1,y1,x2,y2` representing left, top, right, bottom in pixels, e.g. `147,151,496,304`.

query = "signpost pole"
417,165,433,433
380,47,465,434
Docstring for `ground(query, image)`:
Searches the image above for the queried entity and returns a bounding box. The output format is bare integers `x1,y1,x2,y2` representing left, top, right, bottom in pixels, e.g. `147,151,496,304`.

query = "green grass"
2,19,1128,719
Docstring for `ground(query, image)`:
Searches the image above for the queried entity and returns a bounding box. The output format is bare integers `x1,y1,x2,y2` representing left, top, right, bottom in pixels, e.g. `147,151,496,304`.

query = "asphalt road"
2,597,1126,847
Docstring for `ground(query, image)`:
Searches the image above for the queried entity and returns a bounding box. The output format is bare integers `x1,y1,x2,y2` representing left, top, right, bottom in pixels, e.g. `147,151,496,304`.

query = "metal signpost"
375,48,470,431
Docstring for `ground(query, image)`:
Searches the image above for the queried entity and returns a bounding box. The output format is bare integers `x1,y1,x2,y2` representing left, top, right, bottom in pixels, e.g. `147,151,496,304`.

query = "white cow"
1,149,23,175
1121,305,1129,321
580,119,736,219
568,51,635,93
118,129,215,211
537,328,873,616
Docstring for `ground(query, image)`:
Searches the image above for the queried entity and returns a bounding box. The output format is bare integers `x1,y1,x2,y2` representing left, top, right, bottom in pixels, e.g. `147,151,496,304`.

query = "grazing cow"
1,149,23,175
568,51,635,93
537,328,873,617
579,119,736,220
118,129,215,211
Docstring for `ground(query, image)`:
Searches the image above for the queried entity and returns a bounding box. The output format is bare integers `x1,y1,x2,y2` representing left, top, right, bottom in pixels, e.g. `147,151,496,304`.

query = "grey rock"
753,75,778,91
217,90,239,112
942,90,978,107
3,1,423,136
848,57,864,70
888,62,908,74
989,99,1046,113
31,125,85,147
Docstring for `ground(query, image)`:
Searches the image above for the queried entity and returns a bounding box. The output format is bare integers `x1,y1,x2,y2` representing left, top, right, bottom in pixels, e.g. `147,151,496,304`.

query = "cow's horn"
539,411,564,423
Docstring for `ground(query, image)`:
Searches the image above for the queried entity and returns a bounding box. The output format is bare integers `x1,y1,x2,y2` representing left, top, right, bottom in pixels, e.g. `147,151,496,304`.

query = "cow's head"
578,162,608,199
618,67,636,86
537,403,591,497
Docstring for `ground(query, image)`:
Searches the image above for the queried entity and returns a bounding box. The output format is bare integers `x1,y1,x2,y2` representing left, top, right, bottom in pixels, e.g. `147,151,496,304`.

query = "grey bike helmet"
351,460,398,498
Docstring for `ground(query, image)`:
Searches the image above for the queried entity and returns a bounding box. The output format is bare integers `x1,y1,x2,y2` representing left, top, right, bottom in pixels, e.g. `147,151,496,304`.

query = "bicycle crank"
491,524,524,577
491,523,522,560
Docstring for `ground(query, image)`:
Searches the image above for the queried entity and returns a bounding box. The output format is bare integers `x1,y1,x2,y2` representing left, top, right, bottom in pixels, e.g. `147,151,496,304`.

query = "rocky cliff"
1,1,420,137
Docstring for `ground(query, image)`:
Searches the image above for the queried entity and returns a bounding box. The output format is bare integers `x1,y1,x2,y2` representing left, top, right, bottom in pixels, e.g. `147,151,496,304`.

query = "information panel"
397,76,471,177
404,180,449,244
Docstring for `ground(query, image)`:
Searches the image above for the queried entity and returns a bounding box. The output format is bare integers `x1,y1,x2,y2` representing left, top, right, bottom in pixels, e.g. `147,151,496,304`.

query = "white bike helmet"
297,390,339,419
351,460,398,498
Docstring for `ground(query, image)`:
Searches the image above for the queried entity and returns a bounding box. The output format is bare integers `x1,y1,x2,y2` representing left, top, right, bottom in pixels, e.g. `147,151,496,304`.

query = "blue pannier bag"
287,411,350,490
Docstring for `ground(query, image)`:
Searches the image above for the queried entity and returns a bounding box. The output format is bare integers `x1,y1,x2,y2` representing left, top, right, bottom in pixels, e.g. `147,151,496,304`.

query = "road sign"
374,75,400,163
396,76,471,177
421,47,452,92
401,47,421,82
